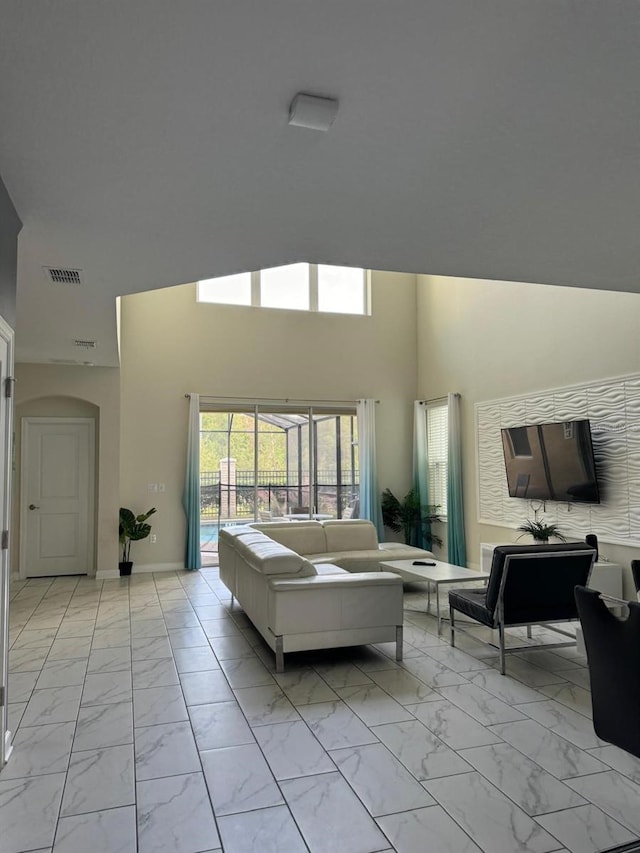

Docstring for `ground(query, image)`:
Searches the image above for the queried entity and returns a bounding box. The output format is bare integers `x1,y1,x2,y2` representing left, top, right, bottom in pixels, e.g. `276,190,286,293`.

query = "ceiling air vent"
73,339,96,349
42,266,84,285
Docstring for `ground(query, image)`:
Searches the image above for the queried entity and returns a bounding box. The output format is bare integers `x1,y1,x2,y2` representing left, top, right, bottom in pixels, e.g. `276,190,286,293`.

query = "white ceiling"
1,1,639,366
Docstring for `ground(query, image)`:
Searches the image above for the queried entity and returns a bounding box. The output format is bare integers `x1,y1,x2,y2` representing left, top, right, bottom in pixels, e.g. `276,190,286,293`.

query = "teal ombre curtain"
357,399,384,539
182,394,201,571
412,400,431,548
447,392,466,566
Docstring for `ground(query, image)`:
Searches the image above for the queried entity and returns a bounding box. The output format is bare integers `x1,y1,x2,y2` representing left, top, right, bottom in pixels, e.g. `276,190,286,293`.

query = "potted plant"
516,519,566,544
381,487,443,548
118,506,157,575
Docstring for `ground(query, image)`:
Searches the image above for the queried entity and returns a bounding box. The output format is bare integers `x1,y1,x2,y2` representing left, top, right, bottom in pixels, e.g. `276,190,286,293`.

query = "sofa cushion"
252,521,327,555
448,587,493,627
225,531,269,549
234,535,315,576
313,563,350,576
220,525,263,541
312,549,387,565
378,542,435,559
323,519,378,552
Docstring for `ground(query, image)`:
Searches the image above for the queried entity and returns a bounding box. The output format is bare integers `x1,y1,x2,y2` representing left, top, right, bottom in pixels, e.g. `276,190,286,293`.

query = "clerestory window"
197,263,370,316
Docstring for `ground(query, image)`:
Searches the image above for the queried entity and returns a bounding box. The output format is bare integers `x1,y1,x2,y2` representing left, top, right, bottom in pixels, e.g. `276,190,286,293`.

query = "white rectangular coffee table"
380,559,489,636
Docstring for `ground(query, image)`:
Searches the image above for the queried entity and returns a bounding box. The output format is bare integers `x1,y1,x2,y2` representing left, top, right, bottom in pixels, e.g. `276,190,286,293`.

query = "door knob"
28,504,40,510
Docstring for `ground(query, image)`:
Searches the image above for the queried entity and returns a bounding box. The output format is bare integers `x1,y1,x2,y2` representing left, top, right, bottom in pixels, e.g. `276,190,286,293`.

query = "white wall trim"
0,316,14,770
476,371,640,547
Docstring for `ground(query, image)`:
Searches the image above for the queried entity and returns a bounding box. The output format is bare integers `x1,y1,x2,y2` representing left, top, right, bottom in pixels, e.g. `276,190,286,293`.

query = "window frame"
198,402,360,525
197,265,370,316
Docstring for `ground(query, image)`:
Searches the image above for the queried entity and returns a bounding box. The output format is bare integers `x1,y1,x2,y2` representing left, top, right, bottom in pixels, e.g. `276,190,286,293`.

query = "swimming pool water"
199,521,246,548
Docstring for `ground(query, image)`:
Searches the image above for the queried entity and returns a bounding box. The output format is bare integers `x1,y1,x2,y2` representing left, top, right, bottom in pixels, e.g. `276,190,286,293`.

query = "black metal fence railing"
200,469,359,520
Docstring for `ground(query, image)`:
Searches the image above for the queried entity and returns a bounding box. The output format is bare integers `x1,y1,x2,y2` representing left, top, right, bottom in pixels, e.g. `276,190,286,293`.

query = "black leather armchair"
448,542,596,674
575,585,640,758
631,560,640,599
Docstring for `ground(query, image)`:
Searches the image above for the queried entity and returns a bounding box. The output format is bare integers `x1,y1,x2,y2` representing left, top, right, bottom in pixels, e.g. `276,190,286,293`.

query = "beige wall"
14,364,120,575
119,271,419,566
14,273,640,587
417,274,640,592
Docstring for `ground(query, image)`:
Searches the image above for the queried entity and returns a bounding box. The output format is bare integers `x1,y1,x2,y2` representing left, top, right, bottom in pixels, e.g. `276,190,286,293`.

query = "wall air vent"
42,266,84,285
73,339,96,349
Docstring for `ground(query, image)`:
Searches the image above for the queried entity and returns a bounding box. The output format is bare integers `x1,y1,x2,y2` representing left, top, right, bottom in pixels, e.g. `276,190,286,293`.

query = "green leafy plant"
381,487,442,547
516,519,566,543
119,506,157,562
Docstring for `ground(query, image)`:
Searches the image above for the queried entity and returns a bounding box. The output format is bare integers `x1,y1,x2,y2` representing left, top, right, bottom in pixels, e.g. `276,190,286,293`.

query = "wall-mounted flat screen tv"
501,419,600,503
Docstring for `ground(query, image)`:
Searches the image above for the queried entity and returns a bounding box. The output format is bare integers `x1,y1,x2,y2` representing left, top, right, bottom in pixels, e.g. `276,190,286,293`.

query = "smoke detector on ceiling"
288,93,339,131
42,266,84,285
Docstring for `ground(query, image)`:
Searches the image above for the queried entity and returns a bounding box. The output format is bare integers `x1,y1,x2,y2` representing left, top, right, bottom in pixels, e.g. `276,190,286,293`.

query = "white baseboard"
96,562,183,580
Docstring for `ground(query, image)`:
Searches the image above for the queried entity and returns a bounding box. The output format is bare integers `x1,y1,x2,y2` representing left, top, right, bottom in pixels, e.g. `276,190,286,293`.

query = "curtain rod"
185,393,379,405
418,393,460,405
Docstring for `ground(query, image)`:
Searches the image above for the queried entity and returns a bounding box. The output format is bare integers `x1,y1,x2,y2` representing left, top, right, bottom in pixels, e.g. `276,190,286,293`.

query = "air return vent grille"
73,339,96,349
42,266,84,285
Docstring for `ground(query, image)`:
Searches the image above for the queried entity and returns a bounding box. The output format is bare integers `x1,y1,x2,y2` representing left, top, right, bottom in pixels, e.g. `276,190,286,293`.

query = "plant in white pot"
517,519,566,544
119,506,156,575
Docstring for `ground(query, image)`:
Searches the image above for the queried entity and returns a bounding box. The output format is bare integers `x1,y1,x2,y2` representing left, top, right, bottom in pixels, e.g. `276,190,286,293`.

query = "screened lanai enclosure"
200,406,359,554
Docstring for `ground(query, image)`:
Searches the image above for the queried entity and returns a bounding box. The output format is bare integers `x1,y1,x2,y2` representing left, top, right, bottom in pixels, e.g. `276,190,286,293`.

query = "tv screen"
501,419,600,503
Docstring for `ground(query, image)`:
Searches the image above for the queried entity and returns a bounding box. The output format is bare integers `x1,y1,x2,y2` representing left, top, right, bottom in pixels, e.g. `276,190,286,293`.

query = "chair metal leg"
395,625,403,661
230,594,234,609
450,606,456,647
275,636,284,673
526,625,532,639
498,619,506,675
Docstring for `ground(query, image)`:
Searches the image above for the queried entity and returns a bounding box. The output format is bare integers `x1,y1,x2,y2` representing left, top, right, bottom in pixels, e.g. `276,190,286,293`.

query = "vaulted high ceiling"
1,2,639,366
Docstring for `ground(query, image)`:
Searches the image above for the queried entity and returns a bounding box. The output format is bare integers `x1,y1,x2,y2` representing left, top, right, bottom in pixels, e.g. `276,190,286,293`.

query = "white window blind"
426,400,448,517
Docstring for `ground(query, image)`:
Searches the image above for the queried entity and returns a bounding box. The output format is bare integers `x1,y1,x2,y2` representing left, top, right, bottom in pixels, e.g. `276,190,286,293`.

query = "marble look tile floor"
2,571,639,853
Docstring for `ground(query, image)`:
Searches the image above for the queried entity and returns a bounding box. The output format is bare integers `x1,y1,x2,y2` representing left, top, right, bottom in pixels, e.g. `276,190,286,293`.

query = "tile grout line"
5,568,625,853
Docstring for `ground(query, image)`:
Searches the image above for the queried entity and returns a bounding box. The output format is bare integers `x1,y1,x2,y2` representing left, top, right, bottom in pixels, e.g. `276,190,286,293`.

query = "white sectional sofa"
249,518,435,572
218,520,409,672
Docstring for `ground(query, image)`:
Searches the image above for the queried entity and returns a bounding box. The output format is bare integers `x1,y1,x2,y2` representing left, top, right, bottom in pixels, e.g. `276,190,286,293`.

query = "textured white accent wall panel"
476,373,640,546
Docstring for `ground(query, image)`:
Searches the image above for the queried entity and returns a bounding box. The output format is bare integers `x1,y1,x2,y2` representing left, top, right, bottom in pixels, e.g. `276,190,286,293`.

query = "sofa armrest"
267,572,403,635
268,571,402,592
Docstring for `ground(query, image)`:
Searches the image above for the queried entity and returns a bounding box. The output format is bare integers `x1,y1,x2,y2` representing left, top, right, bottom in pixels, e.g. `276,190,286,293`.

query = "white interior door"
0,318,14,768
21,418,94,577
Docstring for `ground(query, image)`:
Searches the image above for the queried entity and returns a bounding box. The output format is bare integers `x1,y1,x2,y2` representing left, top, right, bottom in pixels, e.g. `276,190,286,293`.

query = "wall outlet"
159,483,165,493
150,534,157,544
147,483,158,492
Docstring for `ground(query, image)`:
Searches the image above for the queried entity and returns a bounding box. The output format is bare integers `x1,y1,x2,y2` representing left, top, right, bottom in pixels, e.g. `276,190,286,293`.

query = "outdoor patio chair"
342,499,359,519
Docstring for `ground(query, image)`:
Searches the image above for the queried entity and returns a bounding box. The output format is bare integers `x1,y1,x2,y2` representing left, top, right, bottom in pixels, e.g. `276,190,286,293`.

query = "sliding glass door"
199,403,358,554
